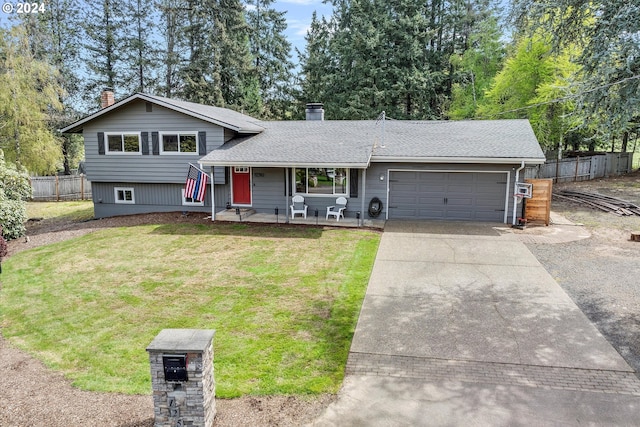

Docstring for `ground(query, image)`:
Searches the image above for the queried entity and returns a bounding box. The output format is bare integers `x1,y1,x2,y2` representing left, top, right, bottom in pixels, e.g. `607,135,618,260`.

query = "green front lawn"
0,222,379,397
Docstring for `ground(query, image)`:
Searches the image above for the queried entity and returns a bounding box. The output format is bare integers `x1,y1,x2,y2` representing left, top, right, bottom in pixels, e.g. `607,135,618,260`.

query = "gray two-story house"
61,92,545,224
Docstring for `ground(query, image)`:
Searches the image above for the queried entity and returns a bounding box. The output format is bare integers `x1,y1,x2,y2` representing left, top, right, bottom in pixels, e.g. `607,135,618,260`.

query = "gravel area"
526,172,640,377
1,171,639,425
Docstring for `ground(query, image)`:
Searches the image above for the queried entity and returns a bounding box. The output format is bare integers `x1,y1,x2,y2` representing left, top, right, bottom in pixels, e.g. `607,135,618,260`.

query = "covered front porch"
214,208,385,229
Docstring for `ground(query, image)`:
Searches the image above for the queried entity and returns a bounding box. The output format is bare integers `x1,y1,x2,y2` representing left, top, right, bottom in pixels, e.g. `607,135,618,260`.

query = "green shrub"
0,198,26,240
0,149,31,240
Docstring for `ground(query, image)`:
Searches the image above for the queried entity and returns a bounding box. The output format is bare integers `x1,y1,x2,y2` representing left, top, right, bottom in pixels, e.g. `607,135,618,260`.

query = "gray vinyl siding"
92,182,212,218
364,163,519,223
83,99,226,183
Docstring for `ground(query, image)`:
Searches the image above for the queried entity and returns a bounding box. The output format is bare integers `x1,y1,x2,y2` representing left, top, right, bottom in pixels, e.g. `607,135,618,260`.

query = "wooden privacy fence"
525,152,634,183
30,175,92,201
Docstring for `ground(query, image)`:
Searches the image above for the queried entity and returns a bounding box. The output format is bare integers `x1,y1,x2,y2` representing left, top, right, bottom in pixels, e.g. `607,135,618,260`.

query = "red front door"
232,166,251,205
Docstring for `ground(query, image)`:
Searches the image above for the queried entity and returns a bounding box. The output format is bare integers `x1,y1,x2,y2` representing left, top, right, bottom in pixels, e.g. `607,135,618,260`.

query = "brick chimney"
305,103,324,121
100,88,115,109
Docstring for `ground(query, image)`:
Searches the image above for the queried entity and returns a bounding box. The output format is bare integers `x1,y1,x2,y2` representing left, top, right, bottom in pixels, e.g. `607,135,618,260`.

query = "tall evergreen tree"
298,12,334,115
157,0,188,98
299,0,502,120
246,0,295,118
122,0,159,93
216,0,262,114
82,0,126,106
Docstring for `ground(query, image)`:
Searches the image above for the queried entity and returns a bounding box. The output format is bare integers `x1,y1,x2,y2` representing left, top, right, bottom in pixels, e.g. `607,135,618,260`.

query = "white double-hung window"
160,132,198,154
105,132,141,154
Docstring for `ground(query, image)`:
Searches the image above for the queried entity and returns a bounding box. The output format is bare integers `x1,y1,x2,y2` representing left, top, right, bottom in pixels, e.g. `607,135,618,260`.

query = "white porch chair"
326,196,347,221
290,195,308,218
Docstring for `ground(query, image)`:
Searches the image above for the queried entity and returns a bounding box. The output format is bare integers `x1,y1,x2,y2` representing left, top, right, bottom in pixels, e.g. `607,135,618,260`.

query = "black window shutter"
152,132,159,155
350,169,359,198
97,132,105,155
141,132,149,155
198,131,206,154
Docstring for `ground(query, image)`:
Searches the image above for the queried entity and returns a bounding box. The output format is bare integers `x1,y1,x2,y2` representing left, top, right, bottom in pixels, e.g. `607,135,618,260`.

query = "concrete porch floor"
213,208,386,229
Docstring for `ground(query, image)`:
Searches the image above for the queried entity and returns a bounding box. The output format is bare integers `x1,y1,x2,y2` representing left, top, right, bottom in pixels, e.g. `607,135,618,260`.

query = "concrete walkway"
310,220,640,426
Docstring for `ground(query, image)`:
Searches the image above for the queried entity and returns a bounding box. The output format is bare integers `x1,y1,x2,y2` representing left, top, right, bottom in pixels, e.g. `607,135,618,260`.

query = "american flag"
185,164,208,202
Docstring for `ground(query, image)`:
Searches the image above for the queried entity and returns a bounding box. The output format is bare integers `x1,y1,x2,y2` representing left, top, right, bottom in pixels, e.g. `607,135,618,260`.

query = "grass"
26,200,94,221
0,221,380,398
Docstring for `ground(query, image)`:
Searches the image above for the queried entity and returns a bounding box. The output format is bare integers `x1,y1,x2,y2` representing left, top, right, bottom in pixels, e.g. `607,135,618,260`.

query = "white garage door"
388,171,507,221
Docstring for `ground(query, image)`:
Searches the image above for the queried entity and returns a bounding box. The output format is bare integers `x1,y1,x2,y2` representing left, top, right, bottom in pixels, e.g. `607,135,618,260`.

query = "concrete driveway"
310,221,640,426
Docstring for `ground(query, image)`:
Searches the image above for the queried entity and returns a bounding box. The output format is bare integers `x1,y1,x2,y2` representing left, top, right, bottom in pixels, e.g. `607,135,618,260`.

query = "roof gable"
60,93,265,134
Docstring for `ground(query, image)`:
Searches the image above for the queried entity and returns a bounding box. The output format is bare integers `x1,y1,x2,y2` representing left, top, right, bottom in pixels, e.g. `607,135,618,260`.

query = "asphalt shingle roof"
60,93,265,134
199,119,545,167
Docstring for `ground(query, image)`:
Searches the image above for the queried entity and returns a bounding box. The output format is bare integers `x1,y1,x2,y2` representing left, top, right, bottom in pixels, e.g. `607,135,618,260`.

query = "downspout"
512,161,525,225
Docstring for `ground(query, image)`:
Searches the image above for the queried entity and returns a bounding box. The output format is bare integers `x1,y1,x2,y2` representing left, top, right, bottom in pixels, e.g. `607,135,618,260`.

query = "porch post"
360,168,366,226
210,167,215,221
285,167,290,223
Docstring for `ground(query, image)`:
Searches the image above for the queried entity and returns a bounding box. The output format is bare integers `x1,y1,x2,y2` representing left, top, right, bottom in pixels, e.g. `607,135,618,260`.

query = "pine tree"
121,0,159,93
157,0,188,98
82,0,126,106
298,12,333,116
246,0,295,118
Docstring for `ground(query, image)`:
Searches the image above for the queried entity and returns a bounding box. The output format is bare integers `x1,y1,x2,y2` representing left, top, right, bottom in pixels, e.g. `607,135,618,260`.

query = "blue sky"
269,0,334,59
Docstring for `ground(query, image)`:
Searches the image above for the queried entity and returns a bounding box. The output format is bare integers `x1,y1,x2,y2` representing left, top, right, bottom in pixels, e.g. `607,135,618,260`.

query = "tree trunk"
621,131,628,152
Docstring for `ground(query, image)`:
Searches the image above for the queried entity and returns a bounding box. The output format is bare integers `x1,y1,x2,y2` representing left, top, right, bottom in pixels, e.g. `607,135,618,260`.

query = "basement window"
181,188,204,206
114,187,135,204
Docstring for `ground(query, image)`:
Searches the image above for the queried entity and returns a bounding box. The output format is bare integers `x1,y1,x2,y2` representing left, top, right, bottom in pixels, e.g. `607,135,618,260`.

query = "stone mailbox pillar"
147,329,216,427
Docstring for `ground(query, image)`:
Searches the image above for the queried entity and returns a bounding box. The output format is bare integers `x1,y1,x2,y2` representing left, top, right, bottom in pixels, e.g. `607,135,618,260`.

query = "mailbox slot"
163,354,188,382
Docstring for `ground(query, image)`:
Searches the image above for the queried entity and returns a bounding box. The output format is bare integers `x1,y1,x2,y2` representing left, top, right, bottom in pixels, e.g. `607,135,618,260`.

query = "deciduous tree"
0,26,63,175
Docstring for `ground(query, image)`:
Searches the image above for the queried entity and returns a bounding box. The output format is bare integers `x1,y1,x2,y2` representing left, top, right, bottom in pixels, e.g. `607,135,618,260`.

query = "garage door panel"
389,171,506,222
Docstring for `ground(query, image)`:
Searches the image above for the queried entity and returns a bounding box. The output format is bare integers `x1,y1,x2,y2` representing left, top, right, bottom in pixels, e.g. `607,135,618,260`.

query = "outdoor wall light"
379,173,385,181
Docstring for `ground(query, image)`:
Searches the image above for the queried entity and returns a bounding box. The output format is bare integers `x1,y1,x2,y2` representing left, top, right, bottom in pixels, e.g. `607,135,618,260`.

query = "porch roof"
198,119,545,168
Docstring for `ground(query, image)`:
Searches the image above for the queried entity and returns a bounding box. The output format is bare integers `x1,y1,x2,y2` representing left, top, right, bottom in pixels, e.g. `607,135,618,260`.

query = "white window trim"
181,188,205,206
114,187,135,204
104,132,142,155
159,131,198,155
293,167,350,197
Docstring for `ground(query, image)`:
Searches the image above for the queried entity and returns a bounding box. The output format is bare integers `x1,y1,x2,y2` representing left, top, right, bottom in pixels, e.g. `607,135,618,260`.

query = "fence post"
574,157,579,181
81,174,85,201
55,175,59,201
